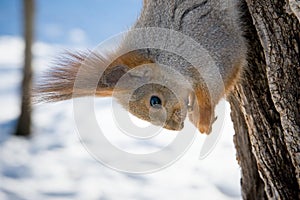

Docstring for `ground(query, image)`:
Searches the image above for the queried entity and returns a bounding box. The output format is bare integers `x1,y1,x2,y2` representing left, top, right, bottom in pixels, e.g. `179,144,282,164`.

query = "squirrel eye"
150,96,162,108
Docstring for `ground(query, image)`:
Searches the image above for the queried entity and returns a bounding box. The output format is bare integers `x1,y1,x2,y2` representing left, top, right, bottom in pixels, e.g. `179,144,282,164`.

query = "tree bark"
15,0,34,137
229,0,300,199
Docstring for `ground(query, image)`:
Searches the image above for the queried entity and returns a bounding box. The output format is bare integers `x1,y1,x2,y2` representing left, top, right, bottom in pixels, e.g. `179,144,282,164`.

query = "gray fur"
35,0,247,134
118,0,247,133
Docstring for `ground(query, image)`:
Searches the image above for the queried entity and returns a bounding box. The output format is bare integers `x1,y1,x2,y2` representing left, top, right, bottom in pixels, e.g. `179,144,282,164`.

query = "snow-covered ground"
0,36,242,200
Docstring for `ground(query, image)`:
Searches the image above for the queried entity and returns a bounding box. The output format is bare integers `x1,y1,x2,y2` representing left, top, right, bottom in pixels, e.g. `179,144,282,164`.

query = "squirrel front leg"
188,86,215,134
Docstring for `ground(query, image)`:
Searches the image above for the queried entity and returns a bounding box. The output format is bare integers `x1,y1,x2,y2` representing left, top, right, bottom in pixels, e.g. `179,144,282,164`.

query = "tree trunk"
229,0,300,199
15,0,34,137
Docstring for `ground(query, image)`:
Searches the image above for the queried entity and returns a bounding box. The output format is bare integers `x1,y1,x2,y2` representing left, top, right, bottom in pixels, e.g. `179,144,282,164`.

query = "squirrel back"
34,0,247,134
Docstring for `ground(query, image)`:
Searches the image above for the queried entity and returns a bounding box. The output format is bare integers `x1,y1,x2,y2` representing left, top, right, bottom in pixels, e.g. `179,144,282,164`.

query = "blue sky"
0,0,142,46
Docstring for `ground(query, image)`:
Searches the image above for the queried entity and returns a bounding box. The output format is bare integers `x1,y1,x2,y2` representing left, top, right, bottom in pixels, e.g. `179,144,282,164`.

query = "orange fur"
33,50,152,103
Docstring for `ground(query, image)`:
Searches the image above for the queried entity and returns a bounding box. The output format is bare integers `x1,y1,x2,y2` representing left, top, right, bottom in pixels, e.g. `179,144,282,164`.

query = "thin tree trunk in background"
15,0,34,136
229,0,300,199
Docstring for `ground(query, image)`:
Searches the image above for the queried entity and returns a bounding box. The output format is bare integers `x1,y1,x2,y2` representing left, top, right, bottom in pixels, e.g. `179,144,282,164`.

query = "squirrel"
34,0,247,134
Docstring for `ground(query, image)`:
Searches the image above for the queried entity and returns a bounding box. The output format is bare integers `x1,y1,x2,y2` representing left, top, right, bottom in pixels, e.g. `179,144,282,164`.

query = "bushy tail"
32,50,152,104
32,51,113,103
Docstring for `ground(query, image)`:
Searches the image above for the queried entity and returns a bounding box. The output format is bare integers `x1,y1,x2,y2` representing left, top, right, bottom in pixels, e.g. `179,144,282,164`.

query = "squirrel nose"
164,119,184,131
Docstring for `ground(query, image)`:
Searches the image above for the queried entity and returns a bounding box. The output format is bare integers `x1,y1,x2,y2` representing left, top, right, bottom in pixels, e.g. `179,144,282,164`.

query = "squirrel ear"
99,51,154,89
107,66,153,93
101,65,129,87
126,65,154,83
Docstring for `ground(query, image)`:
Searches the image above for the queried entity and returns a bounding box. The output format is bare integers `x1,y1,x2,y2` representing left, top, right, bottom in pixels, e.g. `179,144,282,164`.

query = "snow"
0,36,242,200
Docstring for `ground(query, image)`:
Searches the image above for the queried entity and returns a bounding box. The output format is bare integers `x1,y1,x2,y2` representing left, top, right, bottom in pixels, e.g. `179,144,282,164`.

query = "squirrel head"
113,63,194,131
35,51,197,132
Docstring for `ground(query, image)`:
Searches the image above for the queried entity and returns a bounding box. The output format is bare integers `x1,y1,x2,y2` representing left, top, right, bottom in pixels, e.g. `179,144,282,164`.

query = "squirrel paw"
188,106,215,134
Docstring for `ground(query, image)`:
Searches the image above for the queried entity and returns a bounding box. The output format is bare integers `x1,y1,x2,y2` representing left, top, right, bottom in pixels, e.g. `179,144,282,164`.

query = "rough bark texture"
229,0,300,199
15,0,34,136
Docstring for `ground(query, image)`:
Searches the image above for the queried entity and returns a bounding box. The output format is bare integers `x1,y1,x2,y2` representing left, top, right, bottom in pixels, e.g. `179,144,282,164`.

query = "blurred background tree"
15,0,34,136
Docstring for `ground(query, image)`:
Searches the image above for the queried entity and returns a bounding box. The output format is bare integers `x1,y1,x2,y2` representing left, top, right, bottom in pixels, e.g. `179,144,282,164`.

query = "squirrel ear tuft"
96,59,155,101
101,65,129,87
126,65,154,83
99,51,154,89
